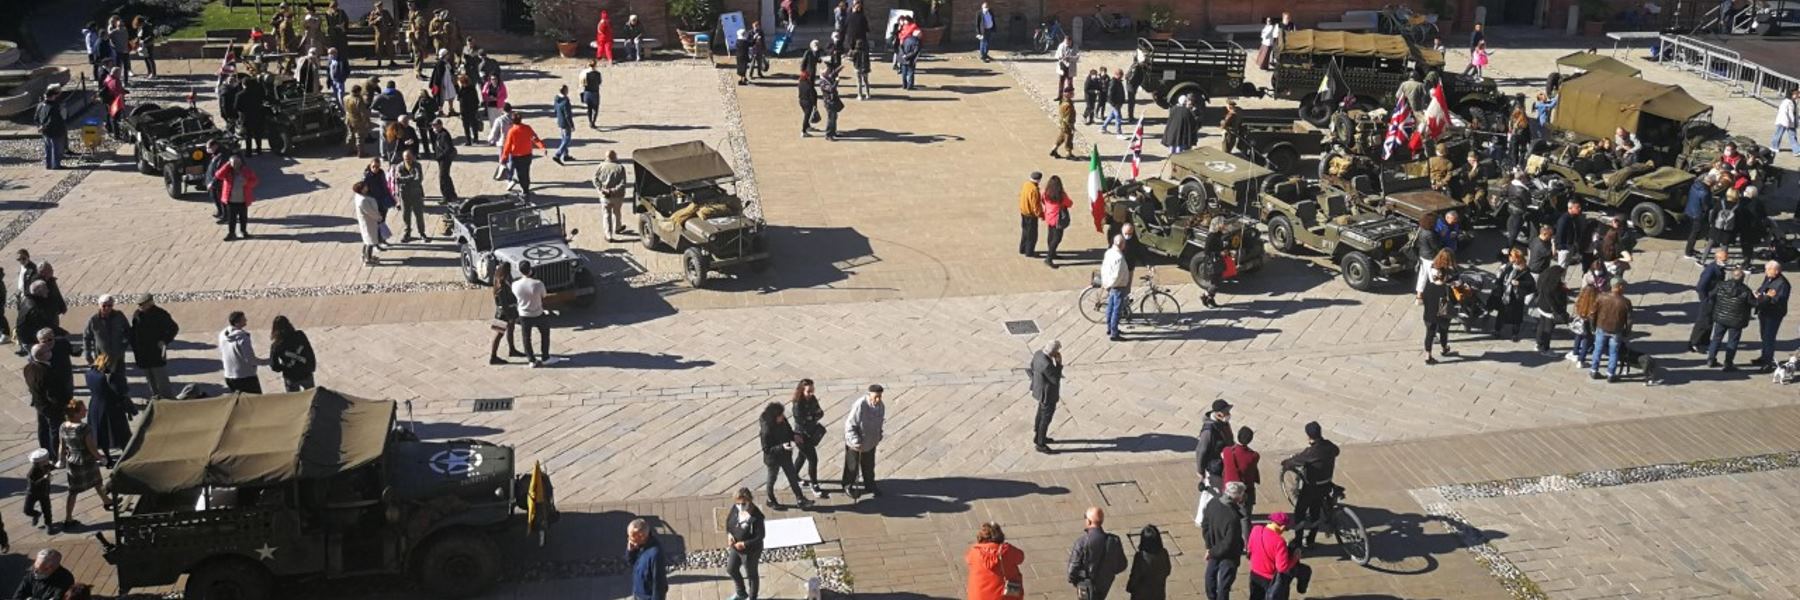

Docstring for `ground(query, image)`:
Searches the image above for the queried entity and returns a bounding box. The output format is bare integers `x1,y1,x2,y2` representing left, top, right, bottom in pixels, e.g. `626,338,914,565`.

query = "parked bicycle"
1078,270,1181,325
1278,466,1371,565
1030,16,1066,55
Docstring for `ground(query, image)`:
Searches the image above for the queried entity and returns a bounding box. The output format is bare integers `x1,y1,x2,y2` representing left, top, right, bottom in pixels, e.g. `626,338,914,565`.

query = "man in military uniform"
1427,144,1454,192
1458,151,1492,217
1220,100,1242,154
324,1,351,55
1397,72,1426,114
430,10,462,59
368,7,397,67
407,3,431,79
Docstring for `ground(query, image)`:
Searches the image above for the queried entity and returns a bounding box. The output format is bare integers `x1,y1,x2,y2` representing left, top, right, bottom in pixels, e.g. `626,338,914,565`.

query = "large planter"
920,25,946,47
1581,19,1605,36
556,40,580,58
1147,30,1175,41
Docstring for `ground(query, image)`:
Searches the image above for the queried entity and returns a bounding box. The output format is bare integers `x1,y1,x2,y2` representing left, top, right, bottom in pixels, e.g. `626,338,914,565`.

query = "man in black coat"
1707,266,1753,370
233,74,270,156
1067,507,1123,600
12,549,73,600
1082,70,1103,124
1125,60,1146,121
130,294,179,400
204,140,233,223
1552,200,1587,270
35,88,66,171
1535,257,1571,354
1202,482,1247,600
428,120,459,205
1162,94,1199,154
1193,399,1233,493
1752,261,1790,370
1690,248,1730,353
218,76,243,129
1030,340,1063,454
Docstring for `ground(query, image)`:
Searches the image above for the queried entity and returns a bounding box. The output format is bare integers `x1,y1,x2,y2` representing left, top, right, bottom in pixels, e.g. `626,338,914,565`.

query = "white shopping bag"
1193,488,1215,528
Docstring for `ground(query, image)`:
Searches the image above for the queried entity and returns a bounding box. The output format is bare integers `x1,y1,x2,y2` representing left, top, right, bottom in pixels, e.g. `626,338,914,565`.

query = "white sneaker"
1563,352,1579,363
540,356,564,365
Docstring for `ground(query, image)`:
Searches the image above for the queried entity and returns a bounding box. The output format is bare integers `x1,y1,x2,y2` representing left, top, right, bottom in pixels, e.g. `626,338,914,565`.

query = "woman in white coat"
352,181,384,265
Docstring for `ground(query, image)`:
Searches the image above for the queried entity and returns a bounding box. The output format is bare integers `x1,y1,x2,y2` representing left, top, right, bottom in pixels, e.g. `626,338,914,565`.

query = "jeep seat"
1294,199,1321,228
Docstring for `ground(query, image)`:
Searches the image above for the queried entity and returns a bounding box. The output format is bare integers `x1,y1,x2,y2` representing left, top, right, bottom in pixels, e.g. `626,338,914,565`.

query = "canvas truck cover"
1279,30,1444,66
1551,71,1712,140
1555,52,1641,77
632,141,737,187
111,388,396,495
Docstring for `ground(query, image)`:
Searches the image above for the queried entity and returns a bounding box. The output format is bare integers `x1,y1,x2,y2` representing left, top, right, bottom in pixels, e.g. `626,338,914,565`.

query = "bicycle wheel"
1136,290,1180,322
1279,467,1301,508
1332,506,1372,566
1078,286,1107,324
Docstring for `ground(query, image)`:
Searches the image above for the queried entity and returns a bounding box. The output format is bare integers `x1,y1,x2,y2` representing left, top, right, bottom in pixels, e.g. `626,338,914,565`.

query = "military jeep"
119,102,236,198
1259,176,1415,291
1551,70,1777,188
1525,140,1695,236
266,80,349,154
1102,178,1266,287
99,388,557,600
1272,30,1500,126
450,194,597,306
633,141,771,288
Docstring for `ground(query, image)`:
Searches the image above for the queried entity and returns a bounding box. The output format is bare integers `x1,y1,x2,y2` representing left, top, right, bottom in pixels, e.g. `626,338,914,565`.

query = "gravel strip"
713,68,765,221
20,280,479,310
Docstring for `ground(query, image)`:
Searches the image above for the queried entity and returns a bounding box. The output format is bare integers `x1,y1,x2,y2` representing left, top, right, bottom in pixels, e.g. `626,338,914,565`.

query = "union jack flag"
1121,116,1146,179
1383,98,1415,161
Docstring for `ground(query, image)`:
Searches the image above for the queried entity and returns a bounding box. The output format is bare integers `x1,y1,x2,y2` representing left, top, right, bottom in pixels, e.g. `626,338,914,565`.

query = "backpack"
1103,533,1128,575
1714,204,1738,232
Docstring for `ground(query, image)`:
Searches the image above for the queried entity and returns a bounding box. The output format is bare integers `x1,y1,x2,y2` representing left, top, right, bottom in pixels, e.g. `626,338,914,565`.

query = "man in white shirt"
1100,235,1131,342
1773,89,1799,157
511,261,554,367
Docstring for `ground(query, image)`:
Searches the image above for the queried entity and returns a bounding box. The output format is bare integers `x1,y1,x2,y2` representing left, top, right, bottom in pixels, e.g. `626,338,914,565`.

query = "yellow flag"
526,460,545,533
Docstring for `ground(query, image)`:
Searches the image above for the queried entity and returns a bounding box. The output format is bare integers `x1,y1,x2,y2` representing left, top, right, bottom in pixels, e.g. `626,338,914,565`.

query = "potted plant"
669,0,719,54
525,0,586,57
1143,4,1186,40
1578,0,1609,35
916,0,950,47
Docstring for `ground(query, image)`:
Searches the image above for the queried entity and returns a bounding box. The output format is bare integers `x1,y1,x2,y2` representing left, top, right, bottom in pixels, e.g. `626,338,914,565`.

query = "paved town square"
4,2,1800,599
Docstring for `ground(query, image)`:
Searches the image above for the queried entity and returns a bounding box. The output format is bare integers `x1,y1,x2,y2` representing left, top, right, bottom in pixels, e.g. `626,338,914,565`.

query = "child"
24,448,53,532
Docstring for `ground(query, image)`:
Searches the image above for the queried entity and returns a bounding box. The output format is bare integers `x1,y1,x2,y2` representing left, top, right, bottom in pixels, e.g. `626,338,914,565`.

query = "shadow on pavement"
826,477,1071,519
555,350,716,370
1050,432,1195,455
834,128,967,144
1312,505,1508,578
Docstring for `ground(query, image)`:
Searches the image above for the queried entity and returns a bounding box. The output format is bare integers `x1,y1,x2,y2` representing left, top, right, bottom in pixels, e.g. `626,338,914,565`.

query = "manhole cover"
471,398,514,412
1004,319,1041,336
1097,481,1147,506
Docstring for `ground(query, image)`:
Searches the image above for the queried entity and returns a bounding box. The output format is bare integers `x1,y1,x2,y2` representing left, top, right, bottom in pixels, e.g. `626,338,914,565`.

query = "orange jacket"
501,123,545,161
965,542,1023,600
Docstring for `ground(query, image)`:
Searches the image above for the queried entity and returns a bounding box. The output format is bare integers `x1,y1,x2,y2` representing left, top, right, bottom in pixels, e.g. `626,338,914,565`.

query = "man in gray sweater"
841,384,886,499
219,310,261,394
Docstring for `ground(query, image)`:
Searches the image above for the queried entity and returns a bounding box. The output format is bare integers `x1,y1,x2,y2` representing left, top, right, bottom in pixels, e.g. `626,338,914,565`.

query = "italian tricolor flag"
1087,145,1105,233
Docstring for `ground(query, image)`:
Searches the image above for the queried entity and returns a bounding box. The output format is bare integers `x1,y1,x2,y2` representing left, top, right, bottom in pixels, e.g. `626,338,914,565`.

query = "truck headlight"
192,150,206,161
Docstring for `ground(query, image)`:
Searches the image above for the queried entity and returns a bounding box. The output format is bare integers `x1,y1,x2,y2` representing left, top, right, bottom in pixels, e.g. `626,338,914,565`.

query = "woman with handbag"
1421,249,1456,365
1040,175,1074,268
965,522,1025,600
789,379,827,497
1194,219,1227,309
759,402,813,509
725,488,765,600
488,262,522,365
58,400,114,531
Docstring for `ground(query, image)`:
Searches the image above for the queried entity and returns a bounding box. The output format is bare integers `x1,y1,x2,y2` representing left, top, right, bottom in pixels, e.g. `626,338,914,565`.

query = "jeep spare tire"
1340,251,1376,291
1178,181,1208,215
1629,201,1666,237
1297,93,1331,127
415,530,502,599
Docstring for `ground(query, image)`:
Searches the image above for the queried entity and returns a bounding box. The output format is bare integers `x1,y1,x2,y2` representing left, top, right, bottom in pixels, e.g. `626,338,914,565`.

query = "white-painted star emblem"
254,543,278,561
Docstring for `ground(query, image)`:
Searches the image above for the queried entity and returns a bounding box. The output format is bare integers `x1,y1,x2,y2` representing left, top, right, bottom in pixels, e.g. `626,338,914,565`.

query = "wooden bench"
1214,23,1263,43
589,37,664,56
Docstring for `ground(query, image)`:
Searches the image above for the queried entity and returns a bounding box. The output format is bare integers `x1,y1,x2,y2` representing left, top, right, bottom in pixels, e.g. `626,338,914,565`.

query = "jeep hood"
1630,166,1696,191
111,388,395,495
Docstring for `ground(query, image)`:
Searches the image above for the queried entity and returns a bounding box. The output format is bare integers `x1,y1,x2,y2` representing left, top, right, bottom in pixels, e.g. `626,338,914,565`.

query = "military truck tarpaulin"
1550,71,1712,142
111,388,395,495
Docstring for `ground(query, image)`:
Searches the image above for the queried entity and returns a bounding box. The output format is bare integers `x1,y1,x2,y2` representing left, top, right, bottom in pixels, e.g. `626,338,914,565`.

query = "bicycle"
1078,270,1181,325
1279,466,1371,565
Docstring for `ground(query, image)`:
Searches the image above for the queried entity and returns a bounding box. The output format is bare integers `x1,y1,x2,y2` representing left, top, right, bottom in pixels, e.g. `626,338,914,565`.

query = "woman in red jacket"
214,155,259,240
964,522,1023,600
1039,175,1074,269
593,11,615,64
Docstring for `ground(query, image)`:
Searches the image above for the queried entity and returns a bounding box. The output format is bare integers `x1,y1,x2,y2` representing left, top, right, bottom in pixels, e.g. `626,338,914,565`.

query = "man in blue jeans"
1588,280,1632,382
1752,261,1791,372
898,30,921,90
1101,235,1130,342
974,3,995,62
34,88,65,171
551,85,576,164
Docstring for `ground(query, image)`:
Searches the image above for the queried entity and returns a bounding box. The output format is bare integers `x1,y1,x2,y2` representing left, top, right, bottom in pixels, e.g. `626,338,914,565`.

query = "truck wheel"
1297,93,1331,127
164,165,184,198
1629,201,1667,237
415,530,502,599
459,252,482,284
1340,251,1376,292
683,246,711,288
1164,84,1200,110
185,557,272,600
136,135,155,175
1268,215,1297,253
1264,145,1300,173
1186,252,1211,288
639,214,661,250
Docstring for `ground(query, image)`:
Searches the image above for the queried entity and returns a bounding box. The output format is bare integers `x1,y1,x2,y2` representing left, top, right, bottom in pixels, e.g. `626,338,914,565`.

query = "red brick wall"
938,0,1419,42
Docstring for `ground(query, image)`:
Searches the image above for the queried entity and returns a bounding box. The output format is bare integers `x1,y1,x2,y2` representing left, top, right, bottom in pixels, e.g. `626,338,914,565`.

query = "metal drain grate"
1004,319,1041,336
1097,481,1147,506
471,398,514,412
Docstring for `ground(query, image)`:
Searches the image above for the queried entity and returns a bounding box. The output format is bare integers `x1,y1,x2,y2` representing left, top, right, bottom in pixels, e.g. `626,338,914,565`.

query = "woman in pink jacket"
594,11,615,63
1248,511,1301,600
214,155,259,240
1039,175,1074,269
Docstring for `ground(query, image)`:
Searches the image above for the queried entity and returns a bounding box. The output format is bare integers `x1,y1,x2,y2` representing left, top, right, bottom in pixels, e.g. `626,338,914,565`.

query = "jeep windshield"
488,206,565,245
